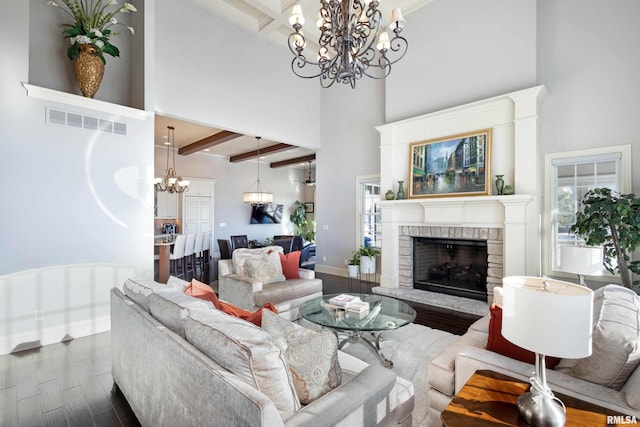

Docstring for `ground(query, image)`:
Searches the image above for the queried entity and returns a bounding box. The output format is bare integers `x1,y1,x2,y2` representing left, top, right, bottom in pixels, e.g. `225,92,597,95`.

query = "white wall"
537,0,640,192
153,0,322,149
315,77,385,275
0,2,152,354
386,0,537,123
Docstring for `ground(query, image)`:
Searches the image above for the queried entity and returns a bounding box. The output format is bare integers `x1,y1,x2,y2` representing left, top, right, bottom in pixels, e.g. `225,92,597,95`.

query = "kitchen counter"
154,234,181,283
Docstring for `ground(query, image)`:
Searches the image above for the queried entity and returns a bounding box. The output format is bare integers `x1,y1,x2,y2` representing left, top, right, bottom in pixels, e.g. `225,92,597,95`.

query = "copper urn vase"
74,44,104,98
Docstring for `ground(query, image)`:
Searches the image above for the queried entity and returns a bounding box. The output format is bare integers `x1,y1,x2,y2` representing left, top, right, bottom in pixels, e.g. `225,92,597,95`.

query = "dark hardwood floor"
0,272,481,426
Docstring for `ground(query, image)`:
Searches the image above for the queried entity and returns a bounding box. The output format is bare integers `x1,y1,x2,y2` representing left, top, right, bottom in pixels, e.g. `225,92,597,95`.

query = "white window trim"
542,144,631,281
355,174,381,250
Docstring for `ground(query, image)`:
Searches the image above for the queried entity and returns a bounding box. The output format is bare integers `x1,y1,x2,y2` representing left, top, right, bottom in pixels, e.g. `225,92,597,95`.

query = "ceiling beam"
270,154,316,168
230,143,294,162
178,130,242,155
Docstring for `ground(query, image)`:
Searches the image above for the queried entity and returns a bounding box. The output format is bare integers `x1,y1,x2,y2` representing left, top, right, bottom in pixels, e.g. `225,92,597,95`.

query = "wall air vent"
46,107,127,136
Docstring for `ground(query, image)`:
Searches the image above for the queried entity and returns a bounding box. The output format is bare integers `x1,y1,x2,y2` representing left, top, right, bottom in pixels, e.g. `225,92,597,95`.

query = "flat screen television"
250,203,283,224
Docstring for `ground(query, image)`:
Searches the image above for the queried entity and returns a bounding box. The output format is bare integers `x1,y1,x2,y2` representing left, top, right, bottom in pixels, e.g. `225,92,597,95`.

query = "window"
356,175,381,249
543,145,631,277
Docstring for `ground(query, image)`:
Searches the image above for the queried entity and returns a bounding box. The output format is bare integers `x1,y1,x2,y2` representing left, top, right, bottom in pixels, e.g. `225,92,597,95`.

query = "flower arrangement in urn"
47,0,137,97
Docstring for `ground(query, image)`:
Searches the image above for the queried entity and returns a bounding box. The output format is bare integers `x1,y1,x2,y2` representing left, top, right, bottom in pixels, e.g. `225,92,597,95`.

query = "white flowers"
48,0,137,62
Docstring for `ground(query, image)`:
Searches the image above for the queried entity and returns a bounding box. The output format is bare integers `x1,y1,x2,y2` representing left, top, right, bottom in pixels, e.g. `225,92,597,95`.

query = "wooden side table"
441,370,628,427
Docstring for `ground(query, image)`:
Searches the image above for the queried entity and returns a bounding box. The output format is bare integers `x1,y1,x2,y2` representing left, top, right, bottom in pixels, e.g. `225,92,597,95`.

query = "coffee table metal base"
337,330,393,368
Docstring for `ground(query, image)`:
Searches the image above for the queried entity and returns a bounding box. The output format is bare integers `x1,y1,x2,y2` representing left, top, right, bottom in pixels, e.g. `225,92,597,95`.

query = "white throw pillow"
243,251,286,284
555,284,640,390
262,310,342,404
184,309,300,419
232,246,284,275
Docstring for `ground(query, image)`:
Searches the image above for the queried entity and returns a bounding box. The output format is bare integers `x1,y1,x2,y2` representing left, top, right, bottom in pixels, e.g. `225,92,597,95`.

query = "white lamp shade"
289,4,305,26
377,30,390,50
560,245,603,276
502,276,593,359
243,192,273,204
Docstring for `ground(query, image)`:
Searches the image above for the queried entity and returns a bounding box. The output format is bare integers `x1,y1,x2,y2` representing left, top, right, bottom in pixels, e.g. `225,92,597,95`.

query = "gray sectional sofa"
111,277,414,426
427,284,640,426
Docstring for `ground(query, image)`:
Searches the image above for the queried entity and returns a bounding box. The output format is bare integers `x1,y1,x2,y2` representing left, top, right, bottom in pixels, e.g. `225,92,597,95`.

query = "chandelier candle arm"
155,125,189,194
288,0,408,88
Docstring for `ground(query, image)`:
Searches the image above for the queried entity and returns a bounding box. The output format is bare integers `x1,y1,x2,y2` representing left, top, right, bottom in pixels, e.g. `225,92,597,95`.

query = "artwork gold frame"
408,128,492,198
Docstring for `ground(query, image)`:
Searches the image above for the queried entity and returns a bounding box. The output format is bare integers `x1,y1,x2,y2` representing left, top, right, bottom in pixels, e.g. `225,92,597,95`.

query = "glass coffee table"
299,293,416,368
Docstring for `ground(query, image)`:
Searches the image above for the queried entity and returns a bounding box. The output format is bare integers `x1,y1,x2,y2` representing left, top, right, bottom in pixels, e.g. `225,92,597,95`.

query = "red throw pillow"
279,251,301,280
219,301,278,327
487,304,561,369
184,279,221,310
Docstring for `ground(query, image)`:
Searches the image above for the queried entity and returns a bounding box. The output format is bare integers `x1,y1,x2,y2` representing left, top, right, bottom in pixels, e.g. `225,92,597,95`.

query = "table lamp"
559,245,603,286
502,276,593,427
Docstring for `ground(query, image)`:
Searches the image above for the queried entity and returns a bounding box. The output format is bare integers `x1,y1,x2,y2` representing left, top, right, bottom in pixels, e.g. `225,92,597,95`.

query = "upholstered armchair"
218,246,322,321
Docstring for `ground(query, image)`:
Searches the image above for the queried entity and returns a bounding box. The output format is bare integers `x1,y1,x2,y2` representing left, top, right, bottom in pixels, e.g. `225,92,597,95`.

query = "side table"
441,370,630,427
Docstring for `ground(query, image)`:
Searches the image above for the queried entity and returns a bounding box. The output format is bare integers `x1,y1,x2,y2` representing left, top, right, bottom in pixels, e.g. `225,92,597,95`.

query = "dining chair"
217,239,232,260
230,235,249,250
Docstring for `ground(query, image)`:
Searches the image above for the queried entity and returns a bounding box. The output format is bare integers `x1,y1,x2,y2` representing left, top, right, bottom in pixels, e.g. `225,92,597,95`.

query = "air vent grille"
46,107,127,136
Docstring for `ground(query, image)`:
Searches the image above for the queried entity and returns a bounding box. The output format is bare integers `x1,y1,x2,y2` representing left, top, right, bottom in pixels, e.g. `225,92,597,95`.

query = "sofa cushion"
622,360,640,410
253,278,323,307
149,290,215,338
262,310,341,404
184,309,300,419
487,304,560,368
279,251,301,280
243,251,286,284
123,278,171,312
555,285,640,390
232,246,284,275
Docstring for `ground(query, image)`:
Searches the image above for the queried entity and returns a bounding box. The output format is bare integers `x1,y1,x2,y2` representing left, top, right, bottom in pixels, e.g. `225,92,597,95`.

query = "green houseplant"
290,200,316,242
356,246,381,275
571,187,640,290
347,251,360,277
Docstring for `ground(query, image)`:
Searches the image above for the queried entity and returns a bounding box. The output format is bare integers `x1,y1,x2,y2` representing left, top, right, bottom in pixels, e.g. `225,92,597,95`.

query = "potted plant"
357,246,381,275
347,252,360,278
571,187,640,290
290,200,316,242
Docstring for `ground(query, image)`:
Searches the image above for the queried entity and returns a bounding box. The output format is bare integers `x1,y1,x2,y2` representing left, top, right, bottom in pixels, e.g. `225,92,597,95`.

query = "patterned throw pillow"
243,251,286,284
232,246,284,275
262,310,342,404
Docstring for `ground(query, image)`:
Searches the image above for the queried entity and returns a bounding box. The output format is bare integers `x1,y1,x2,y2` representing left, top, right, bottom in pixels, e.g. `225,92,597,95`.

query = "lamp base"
517,390,566,427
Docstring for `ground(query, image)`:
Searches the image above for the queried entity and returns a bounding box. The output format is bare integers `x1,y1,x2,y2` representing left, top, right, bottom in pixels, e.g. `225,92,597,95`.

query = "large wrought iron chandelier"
288,1,408,88
154,126,190,193
243,136,273,205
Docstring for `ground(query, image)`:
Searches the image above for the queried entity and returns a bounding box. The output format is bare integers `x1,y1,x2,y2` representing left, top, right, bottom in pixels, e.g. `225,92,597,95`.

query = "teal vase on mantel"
495,175,504,195
397,181,405,200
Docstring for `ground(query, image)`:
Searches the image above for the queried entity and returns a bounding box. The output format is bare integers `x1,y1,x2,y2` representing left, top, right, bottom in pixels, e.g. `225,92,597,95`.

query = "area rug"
340,323,458,427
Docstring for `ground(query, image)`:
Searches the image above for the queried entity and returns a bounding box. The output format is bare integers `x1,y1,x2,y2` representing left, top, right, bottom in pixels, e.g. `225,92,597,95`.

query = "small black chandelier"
288,1,408,88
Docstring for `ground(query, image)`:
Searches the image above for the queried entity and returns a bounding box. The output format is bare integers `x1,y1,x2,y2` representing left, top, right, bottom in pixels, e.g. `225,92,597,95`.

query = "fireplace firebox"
413,237,488,301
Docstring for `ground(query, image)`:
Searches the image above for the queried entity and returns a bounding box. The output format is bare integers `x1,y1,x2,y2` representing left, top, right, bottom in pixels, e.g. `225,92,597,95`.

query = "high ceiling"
156,0,431,168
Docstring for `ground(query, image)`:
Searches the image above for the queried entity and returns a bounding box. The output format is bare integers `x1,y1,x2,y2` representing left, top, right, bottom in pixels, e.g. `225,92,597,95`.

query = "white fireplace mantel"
376,86,546,291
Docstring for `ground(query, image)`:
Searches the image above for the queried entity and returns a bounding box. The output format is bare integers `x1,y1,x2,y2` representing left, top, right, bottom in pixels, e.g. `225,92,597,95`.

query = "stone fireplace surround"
374,86,547,307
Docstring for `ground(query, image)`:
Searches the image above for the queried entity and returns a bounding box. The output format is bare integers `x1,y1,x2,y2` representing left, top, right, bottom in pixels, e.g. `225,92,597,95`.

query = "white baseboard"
315,264,348,277
0,315,111,355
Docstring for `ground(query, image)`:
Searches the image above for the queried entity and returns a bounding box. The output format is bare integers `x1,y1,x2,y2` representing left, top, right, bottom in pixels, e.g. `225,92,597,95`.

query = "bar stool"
169,235,187,279
197,233,210,282
193,233,204,281
183,234,197,280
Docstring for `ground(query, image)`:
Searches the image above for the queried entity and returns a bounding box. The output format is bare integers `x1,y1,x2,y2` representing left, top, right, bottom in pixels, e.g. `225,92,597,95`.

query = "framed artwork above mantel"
408,129,492,199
